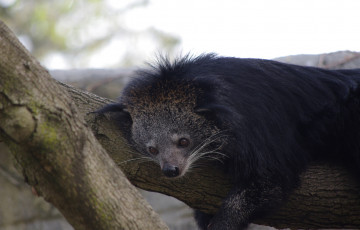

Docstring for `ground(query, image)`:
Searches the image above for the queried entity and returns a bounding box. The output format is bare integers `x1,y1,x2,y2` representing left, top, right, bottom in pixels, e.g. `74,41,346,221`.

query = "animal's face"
117,76,228,178
130,109,223,178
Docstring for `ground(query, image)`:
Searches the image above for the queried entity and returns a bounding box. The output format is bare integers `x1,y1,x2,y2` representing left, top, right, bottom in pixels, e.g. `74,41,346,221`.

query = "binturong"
98,54,360,230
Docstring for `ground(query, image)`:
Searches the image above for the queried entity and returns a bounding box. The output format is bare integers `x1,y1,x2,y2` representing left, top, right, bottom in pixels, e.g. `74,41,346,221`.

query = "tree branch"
0,20,168,230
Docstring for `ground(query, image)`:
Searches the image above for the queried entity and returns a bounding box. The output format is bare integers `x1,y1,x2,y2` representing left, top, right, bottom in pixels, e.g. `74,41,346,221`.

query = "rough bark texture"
0,21,168,230
1,20,360,229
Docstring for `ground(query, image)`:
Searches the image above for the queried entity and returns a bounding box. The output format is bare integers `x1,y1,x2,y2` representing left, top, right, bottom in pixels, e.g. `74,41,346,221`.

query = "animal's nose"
162,163,180,177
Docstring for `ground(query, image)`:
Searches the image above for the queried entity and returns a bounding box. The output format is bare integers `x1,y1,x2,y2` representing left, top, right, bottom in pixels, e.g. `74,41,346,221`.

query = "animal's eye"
178,138,190,147
148,147,159,155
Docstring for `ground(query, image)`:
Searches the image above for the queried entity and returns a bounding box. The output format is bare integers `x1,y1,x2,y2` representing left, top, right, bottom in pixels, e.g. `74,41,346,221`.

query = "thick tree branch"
0,21,167,230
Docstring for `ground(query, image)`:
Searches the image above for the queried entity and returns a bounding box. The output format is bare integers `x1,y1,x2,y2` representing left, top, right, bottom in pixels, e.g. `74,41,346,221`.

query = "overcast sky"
44,0,360,68
123,0,360,59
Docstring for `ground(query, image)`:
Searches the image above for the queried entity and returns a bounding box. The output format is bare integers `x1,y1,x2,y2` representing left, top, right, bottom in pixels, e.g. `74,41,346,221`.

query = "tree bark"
1,20,360,229
0,21,168,230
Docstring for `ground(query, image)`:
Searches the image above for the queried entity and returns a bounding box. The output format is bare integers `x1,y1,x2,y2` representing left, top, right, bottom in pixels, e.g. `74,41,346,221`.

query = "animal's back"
185,56,360,181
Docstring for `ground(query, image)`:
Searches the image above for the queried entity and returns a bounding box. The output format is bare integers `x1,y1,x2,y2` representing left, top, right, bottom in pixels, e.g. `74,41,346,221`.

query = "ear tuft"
194,106,212,114
194,103,232,123
194,104,230,114
93,103,128,114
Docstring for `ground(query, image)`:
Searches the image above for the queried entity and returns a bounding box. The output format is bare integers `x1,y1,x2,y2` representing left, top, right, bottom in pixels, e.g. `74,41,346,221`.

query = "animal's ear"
93,103,133,130
194,104,230,121
194,107,212,114
94,103,128,114
195,104,232,128
194,106,214,117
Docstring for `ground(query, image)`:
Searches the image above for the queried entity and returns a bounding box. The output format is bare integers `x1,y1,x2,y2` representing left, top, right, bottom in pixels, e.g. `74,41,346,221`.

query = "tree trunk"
0,21,168,230
1,20,360,229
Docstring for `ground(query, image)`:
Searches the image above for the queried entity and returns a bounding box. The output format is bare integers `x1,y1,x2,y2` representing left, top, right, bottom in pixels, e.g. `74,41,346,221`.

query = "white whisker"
190,131,228,155
186,130,230,169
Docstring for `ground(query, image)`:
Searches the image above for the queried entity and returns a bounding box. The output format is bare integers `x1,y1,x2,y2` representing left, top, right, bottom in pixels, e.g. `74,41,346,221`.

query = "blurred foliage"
0,0,180,68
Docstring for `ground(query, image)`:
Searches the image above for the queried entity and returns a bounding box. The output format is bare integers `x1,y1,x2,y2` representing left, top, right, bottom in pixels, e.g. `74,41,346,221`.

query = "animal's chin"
164,174,180,179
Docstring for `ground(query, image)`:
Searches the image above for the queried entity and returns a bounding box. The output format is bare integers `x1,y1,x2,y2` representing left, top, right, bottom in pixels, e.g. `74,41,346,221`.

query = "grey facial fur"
130,107,223,177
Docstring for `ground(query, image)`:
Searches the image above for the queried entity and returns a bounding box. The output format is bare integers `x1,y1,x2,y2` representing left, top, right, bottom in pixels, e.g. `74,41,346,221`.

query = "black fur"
100,54,360,230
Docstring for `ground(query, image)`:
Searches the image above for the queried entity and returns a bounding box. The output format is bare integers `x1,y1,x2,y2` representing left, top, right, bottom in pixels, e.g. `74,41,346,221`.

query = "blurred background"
1,0,360,230
1,0,360,69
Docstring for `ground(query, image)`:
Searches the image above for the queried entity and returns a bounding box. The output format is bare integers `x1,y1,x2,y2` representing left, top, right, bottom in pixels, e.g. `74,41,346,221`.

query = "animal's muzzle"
162,163,180,177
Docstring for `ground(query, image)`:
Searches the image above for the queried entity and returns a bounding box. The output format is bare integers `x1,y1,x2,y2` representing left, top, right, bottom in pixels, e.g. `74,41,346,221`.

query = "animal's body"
100,54,360,230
